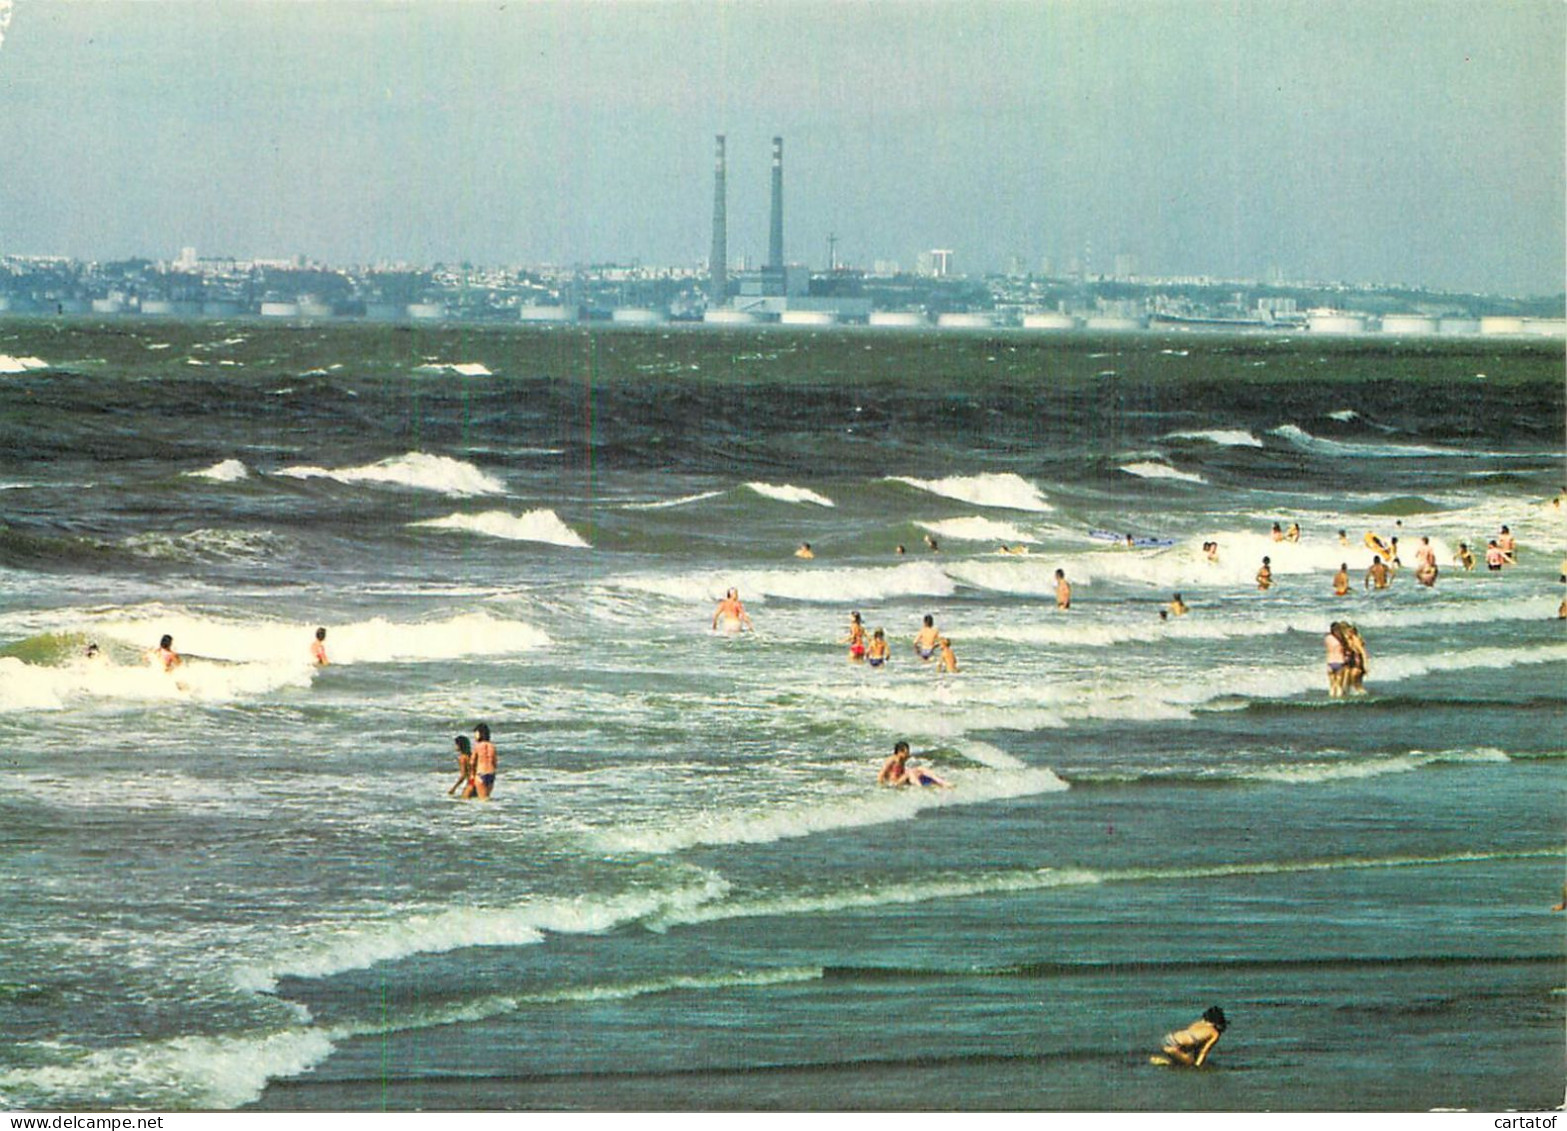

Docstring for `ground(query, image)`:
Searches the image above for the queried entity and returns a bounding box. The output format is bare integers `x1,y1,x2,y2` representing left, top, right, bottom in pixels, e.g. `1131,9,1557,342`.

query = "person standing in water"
448,735,476,797
1332,563,1350,596
310,627,329,666
712,588,754,633
866,628,890,668
936,637,959,673
842,611,867,663
913,614,941,660
472,723,497,800
1167,593,1189,617
1365,555,1391,590
1256,557,1273,591
1055,569,1072,609
147,634,181,672
878,740,950,788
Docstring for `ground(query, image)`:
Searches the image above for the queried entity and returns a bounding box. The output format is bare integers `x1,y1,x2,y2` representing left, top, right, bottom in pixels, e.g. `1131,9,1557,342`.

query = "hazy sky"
0,0,1561,294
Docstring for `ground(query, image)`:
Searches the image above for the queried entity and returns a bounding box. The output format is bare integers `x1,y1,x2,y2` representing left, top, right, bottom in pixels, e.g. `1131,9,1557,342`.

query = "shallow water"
0,322,1562,1110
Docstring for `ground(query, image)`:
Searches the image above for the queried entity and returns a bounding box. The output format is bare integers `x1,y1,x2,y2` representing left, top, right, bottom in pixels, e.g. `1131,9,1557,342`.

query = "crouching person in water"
1159,1006,1228,1067
878,740,951,788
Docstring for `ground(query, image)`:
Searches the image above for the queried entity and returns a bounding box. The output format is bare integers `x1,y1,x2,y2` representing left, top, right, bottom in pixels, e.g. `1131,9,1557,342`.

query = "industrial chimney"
768,136,784,271
709,135,727,305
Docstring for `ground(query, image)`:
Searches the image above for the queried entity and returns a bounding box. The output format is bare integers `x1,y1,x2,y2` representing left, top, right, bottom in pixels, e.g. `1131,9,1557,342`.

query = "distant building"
917,249,955,278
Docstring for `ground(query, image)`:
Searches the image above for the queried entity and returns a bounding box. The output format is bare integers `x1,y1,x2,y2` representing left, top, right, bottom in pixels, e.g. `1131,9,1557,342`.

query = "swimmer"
712,588,754,633
1332,563,1350,597
866,627,890,667
1387,537,1403,569
913,614,941,660
842,611,867,663
878,740,951,788
1337,622,1368,693
447,735,476,797
1159,1006,1228,1067
1365,555,1390,590
310,626,329,666
794,542,815,560
1455,542,1476,571
997,543,1029,555
1286,522,1301,543
1167,593,1188,617
1414,537,1439,587
924,534,940,553
472,722,497,800
84,641,102,661
936,637,959,673
1485,540,1505,571
1204,541,1220,564
1055,568,1071,609
895,544,906,556
146,634,182,673
1325,623,1349,697
1256,556,1273,591
1270,522,1284,542
1338,529,1349,547
1497,525,1516,564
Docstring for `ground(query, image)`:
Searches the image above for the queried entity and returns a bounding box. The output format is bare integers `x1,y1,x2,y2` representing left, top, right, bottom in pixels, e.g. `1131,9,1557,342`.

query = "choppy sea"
0,322,1562,1111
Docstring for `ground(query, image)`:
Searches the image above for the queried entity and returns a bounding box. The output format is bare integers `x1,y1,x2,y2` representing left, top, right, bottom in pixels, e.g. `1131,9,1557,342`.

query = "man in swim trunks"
1332,563,1350,596
472,722,497,800
1055,569,1071,609
712,588,754,632
310,626,329,666
878,740,950,788
1497,525,1516,564
1485,540,1505,570
913,614,941,660
1365,556,1390,590
1414,537,1438,587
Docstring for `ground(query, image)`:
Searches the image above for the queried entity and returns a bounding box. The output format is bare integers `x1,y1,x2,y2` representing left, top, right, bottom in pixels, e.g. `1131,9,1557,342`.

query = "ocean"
0,321,1562,1112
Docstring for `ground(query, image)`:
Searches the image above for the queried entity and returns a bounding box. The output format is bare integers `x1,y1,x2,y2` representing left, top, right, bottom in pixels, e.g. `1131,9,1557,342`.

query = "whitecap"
412,509,591,548
185,459,250,483
276,452,505,496
1119,461,1206,484
888,472,1053,512
917,516,1037,544
414,361,493,377
1164,429,1263,447
745,482,835,507
0,354,47,374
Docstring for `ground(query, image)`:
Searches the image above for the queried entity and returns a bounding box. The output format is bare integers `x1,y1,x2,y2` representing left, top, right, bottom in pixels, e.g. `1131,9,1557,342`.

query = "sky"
0,0,1561,295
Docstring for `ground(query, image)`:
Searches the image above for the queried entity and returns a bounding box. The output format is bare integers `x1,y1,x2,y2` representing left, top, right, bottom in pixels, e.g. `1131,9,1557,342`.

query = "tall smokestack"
768,136,784,270
709,135,727,304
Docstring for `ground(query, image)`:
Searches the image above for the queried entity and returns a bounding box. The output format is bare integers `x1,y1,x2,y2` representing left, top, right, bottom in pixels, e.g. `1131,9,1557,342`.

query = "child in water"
448,735,476,798
878,740,950,788
1157,1006,1228,1067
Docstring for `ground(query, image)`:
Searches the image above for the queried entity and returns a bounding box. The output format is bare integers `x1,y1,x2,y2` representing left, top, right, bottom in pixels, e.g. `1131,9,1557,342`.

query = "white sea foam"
1269,424,1467,459
0,653,313,712
415,361,493,377
746,482,836,507
186,459,250,483
594,766,1068,855
1164,429,1263,447
1119,461,1207,484
276,452,505,496
84,610,551,666
412,509,591,548
1246,747,1512,785
889,472,1054,512
612,561,956,605
120,528,285,563
917,516,1037,545
233,876,730,992
0,1027,338,1111
0,354,47,374
620,490,726,510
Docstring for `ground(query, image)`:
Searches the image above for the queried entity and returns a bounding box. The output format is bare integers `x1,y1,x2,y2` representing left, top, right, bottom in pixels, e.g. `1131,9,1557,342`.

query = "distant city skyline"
0,0,1561,296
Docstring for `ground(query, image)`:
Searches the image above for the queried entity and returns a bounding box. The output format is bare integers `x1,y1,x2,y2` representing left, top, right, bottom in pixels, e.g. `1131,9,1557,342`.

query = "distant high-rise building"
918,249,954,278
768,136,784,271
1114,253,1138,280
176,246,198,271
709,135,727,304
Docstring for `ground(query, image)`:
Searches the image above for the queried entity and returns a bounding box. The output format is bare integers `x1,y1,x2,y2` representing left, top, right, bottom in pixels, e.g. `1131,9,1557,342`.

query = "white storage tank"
868,311,928,328
1307,309,1367,334
1379,315,1436,335
139,300,176,316
519,305,577,324
611,308,668,325
92,298,125,315
1022,312,1077,331
780,310,837,326
407,303,446,320
260,302,300,318
936,312,994,329
1479,316,1526,335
